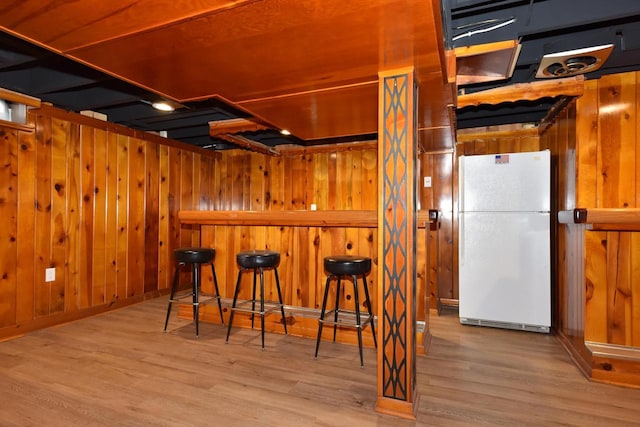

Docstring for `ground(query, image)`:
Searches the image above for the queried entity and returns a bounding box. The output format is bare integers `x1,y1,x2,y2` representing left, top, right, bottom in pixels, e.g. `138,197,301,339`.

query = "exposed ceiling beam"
457,75,585,108
214,133,281,156
0,87,41,107
208,118,270,136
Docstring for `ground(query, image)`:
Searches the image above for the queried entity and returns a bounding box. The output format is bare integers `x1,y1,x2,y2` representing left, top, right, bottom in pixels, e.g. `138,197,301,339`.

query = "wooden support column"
376,67,419,419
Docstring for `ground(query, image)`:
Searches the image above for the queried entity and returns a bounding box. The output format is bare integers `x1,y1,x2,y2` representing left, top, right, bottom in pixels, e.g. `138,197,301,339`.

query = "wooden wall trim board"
0,119,34,132
457,125,539,141
276,140,378,155
0,292,163,342
456,75,584,108
582,208,640,224
555,329,593,379
0,87,41,108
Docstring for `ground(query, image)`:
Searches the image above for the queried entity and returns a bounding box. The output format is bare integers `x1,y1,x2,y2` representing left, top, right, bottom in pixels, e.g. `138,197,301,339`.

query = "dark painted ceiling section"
449,0,640,128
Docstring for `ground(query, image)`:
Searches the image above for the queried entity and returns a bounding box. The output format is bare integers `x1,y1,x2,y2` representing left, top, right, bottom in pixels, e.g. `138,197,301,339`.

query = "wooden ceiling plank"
457,75,585,108
1,0,449,142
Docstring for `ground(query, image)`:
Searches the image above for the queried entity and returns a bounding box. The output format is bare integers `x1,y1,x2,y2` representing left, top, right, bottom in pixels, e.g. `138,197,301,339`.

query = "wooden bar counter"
179,209,378,227
177,209,431,347
179,209,379,346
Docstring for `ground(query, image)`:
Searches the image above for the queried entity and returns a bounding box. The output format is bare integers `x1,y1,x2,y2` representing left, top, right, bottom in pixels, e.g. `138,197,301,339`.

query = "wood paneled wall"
539,100,587,367
197,145,433,335
576,74,640,348
549,71,640,386
196,145,384,329
0,106,207,338
0,105,435,340
457,126,541,156
418,151,455,307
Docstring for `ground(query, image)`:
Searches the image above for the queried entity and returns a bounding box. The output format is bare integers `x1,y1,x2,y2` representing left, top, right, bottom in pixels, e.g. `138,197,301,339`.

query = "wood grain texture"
15,124,36,324
0,103,435,365
92,128,107,305
0,107,206,340
79,123,94,309
549,70,640,387
598,73,637,208
62,120,78,313
34,112,52,318
105,131,119,303
0,1,451,142
0,126,18,327
179,209,378,227
2,298,640,426
144,142,160,294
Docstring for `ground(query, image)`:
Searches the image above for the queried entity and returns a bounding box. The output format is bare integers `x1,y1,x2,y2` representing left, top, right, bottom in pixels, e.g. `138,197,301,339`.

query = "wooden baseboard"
555,329,592,379
0,291,163,342
588,341,640,389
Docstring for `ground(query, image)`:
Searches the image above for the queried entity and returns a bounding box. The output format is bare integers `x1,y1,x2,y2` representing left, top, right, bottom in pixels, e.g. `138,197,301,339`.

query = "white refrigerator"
458,150,551,333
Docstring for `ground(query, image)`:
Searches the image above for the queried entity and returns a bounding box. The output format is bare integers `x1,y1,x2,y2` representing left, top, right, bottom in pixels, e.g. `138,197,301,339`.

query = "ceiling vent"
535,44,614,78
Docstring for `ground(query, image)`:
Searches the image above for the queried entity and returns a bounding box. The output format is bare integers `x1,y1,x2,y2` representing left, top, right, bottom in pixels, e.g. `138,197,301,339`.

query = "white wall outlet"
45,268,55,282
423,176,432,188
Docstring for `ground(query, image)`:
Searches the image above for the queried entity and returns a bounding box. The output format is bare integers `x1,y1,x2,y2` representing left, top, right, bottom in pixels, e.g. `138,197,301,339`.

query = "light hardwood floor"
1,299,639,426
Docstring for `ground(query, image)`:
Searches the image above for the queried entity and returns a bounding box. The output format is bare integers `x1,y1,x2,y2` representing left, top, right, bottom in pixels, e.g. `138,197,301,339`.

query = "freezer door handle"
458,156,465,212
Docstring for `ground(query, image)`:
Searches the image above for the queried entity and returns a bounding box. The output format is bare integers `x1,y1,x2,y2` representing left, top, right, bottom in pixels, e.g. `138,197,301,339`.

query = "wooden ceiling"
0,0,453,145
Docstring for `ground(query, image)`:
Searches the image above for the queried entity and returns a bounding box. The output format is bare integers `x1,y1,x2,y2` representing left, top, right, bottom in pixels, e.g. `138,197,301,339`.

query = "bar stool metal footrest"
318,309,374,329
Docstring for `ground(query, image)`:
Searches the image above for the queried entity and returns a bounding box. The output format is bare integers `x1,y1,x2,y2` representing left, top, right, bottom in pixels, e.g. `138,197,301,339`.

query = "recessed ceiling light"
151,102,175,112
280,129,291,135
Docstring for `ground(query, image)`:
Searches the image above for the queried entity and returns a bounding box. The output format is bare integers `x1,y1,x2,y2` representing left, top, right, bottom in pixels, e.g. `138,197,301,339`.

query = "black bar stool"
315,255,377,367
164,247,224,337
226,250,287,350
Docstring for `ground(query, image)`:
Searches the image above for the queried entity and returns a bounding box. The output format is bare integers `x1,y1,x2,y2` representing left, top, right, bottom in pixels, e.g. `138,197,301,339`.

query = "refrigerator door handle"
459,214,464,266
458,156,465,212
